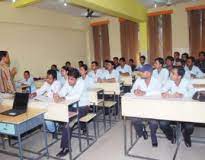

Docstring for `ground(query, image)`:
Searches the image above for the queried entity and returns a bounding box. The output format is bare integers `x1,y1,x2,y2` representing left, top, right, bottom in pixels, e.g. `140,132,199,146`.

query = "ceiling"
8,0,199,17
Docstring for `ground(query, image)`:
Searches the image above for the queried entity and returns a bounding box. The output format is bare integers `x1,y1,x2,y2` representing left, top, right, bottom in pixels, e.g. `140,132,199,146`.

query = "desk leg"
68,124,72,160
17,133,23,160
173,123,181,160
123,116,127,156
42,120,49,158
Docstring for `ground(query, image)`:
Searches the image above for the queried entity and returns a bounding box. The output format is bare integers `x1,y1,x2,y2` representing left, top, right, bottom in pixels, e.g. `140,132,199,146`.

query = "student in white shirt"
113,57,120,69
152,57,169,86
174,51,180,65
184,56,204,78
17,70,36,93
98,60,120,83
160,66,196,147
165,56,174,72
88,61,105,82
116,57,132,76
79,64,95,88
59,66,68,87
131,64,161,147
53,68,89,157
51,64,61,80
30,69,61,133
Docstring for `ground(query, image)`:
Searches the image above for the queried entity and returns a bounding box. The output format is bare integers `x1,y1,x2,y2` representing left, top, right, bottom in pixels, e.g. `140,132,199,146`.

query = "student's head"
129,59,134,65
78,61,84,68
79,64,88,77
174,52,180,60
119,57,126,67
106,60,114,71
61,66,68,77
113,57,119,65
24,71,30,80
0,51,10,65
51,64,58,71
165,56,174,67
140,56,146,65
65,61,71,68
170,66,185,82
154,57,164,69
199,51,205,61
103,60,109,69
67,68,80,86
181,53,189,61
175,59,183,67
91,61,99,70
46,69,57,85
138,64,153,79
186,56,195,67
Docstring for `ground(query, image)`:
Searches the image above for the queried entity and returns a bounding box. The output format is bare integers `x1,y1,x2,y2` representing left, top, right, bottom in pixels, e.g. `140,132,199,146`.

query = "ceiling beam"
68,0,147,22
12,0,42,8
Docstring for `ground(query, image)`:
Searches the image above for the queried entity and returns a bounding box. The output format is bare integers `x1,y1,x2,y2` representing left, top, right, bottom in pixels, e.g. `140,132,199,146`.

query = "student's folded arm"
36,83,47,96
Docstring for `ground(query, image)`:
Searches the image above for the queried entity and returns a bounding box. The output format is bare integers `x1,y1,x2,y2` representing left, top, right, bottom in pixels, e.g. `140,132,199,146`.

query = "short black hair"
80,64,88,71
129,59,134,63
78,61,84,64
187,56,195,63
68,68,80,79
0,51,8,61
119,57,126,62
174,52,180,56
155,57,164,65
47,69,57,80
24,70,30,75
165,56,174,62
113,57,119,60
91,61,99,66
51,64,57,69
61,66,68,71
65,61,71,66
199,51,205,56
173,66,185,78
107,60,114,66
182,53,189,58
140,55,146,60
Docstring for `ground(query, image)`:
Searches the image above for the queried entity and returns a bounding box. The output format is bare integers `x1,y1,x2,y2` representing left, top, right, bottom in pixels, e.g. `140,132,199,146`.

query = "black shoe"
56,148,70,157
142,131,148,140
152,143,158,147
184,136,192,148
82,129,87,135
171,130,176,144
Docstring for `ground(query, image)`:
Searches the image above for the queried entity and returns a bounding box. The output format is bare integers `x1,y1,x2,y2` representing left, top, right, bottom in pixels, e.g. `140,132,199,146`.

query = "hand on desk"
161,92,183,98
134,89,146,96
29,92,37,98
53,93,64,103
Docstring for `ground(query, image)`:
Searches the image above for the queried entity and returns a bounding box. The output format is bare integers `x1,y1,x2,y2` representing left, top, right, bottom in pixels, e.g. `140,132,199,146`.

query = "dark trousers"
160,121,194,141
60,106,89,149
132,118,158,144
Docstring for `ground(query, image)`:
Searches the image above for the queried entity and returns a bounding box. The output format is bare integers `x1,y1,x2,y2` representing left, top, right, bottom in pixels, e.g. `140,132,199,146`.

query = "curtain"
120,20,139,62
92,24,110,66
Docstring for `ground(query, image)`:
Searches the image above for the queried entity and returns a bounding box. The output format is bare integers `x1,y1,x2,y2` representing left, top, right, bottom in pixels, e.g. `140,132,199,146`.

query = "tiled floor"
1,121,205,160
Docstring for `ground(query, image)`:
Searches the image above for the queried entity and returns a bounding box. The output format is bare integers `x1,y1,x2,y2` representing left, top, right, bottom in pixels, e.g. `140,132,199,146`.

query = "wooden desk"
192,78,205,91
0,106,48,160
120,76,133,86
94,82,121,95
88,88,104,104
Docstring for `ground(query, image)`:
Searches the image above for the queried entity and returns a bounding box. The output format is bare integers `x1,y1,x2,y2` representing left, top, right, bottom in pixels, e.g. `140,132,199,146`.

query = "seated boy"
53,68,90,157
131,64,161,147
160,66,196,147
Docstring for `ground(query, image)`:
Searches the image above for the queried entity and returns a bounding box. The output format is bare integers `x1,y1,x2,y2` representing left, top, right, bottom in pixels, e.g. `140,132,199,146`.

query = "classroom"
0,0,205,160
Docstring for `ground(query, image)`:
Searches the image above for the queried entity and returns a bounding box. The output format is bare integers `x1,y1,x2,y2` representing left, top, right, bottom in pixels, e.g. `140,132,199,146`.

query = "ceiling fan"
80,9,101,18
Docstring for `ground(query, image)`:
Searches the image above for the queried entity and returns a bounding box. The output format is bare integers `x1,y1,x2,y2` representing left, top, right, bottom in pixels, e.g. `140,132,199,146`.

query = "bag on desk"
192,91,205,102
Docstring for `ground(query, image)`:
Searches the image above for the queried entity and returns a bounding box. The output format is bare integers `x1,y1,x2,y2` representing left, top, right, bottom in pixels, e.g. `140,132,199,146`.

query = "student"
17,70,36,93
0,51,17,93
53,68,89,157
30,69,61,133
78,60,84,68
113,57,119,69
160,66,196,147
152,57,169,86
165,56,174,72
181,53,189,62
65,61,71,69
129,59,136,72
195,51,205,73
131,64,161,147
174,51,180,65
59,66,69,87
98,60,120,83
136,55,146,70
116,57,132,76
51,64,61,80
184,56,204,78
79,64,95,88
88,61,104,82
